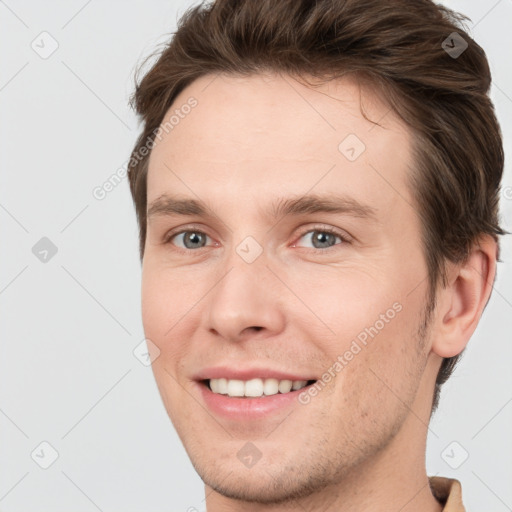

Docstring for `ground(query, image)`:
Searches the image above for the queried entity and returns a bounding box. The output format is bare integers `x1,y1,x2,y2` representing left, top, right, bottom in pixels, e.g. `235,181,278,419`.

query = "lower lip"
195,381,314,421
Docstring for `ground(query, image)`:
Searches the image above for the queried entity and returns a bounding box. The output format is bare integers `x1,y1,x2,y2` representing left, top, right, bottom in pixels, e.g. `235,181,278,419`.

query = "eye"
293,226,349,251
163,225,349,253
166,230,212,250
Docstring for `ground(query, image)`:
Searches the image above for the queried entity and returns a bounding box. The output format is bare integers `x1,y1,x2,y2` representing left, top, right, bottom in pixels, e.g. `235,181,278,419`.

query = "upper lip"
193,366,317,382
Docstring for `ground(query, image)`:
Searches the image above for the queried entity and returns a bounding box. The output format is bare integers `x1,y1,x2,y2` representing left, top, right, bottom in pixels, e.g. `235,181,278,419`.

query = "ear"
431,235,498,358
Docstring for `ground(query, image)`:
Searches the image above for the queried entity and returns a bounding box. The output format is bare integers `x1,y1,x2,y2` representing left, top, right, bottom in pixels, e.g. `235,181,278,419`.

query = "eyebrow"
147,193,378,222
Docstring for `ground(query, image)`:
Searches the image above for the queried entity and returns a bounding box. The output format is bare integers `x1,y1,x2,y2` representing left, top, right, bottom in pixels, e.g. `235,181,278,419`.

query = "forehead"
147,72,414,213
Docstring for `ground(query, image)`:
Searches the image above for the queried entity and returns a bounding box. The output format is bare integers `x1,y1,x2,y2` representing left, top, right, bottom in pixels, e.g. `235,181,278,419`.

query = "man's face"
142,73,438,503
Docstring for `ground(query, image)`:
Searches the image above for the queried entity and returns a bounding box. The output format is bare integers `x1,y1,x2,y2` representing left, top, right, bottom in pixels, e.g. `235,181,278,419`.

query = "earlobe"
431,236,497,359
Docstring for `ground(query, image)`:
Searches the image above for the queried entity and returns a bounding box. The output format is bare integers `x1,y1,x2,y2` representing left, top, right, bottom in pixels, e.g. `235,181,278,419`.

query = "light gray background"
1,1,511,511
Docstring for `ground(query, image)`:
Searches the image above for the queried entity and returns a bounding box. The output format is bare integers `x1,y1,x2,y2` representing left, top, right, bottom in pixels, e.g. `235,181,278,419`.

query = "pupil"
313,231,334,249
185,232,203,248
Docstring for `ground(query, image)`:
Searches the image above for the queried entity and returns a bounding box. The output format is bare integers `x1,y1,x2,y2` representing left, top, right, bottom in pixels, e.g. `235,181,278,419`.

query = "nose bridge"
215,228,270,300
205,239,284,340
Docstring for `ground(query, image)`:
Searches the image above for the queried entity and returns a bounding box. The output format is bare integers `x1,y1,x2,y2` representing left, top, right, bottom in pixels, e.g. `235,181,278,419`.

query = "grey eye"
174,231,208,249
297,230,342,249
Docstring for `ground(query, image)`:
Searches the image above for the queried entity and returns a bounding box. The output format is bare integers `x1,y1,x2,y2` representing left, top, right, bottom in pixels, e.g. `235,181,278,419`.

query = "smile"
206,378,316,398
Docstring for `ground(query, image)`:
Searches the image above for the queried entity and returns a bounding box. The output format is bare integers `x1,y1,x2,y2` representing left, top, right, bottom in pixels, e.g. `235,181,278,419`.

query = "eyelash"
292,225,350,252
163,224,351,254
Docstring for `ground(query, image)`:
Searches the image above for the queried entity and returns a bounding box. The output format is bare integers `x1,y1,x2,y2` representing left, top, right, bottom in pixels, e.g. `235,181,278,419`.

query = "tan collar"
429,476,465,511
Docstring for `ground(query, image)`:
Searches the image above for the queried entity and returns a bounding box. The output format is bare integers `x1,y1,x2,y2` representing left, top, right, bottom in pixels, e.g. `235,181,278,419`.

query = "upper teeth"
209,378,309,397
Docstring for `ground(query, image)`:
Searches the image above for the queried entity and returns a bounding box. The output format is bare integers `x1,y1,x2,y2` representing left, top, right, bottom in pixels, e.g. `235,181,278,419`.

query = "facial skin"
141,72,496,511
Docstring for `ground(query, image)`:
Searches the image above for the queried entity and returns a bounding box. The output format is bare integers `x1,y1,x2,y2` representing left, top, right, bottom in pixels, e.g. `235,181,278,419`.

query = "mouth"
192,367,320,419
200,378,317,398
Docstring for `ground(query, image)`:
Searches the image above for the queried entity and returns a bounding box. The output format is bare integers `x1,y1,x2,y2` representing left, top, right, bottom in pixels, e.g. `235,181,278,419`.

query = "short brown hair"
127,0,506,416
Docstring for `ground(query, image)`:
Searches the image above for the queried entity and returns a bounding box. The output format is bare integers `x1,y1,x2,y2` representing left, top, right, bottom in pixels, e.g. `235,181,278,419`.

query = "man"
127,0,505,510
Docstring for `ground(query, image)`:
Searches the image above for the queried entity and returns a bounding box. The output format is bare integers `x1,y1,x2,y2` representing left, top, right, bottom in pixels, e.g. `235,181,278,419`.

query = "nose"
204,253,286,343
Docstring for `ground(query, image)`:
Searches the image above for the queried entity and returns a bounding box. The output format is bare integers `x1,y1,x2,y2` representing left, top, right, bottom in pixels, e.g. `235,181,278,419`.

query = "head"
127,0,505,505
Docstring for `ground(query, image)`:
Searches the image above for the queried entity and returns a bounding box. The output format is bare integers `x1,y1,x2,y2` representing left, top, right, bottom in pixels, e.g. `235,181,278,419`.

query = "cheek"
141,268,189,418
290,265,398,346
347,299,424,407
141,265,190,361
141,262,198,333
141,272,167,343
327,311,423,448
302,262,425,399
